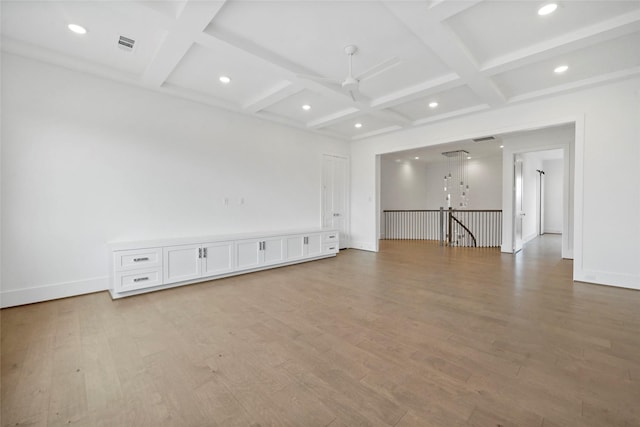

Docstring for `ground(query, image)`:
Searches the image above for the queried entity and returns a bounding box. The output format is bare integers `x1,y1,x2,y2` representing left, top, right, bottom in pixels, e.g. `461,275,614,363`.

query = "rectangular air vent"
118,36,135,51
473,136,496,142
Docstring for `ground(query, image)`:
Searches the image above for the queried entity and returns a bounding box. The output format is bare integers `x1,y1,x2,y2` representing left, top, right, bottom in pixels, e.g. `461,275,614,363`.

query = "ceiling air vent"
118,35,135,51
472,136,496,143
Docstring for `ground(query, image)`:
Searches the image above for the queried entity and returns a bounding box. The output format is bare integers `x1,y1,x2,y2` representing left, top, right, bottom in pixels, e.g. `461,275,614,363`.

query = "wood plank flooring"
2,235,640,426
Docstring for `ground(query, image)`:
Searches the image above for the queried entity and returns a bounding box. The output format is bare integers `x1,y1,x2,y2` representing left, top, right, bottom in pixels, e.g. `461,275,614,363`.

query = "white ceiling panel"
389,85,485,122
447,0,640,64
165,42,288,106
322,114,399,139
207,1,451,83
0,1,166,75
492,32,640,98
262,90,355,125
3,1,640,141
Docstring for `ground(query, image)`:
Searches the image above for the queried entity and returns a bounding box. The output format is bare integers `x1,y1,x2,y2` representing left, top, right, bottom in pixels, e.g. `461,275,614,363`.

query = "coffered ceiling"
2,0,640,141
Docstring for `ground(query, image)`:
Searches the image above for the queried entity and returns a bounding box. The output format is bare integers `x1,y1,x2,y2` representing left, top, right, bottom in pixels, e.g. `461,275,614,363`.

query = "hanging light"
442,150,470,208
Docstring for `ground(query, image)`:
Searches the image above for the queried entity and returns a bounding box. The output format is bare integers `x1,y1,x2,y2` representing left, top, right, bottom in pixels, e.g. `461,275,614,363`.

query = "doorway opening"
512,148,565,256
377,123,575,261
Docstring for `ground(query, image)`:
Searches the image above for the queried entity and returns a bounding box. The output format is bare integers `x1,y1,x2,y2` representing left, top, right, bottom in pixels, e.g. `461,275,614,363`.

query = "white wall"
381,155,503,210
380,158,430,210
521,152,544,243
544,159,564,234
350,77,640,290
0,53,348,307
380,155,502,237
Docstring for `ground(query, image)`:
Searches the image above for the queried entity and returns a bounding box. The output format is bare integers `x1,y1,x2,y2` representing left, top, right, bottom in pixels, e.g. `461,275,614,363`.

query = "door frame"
322,153,351,249
513,154,525,253
504,143,573,259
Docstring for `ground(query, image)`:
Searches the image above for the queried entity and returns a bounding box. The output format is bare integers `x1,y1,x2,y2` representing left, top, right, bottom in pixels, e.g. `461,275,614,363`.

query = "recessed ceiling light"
219,76,231,84
429,101,438,108
67,24,87,35
467,156,472,160
354,123,362,128
395,159,401,162
538,3,558,16
414,156,420,160
554,65,569,74
500,145,504,148
302,104,311,111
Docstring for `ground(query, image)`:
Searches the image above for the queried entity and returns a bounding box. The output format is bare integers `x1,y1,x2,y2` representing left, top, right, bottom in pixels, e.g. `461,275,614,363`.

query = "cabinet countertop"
108,228,339,251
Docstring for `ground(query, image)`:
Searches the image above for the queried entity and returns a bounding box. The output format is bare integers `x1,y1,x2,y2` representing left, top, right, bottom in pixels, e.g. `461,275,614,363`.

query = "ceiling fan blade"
355,56,401,81
348,88,369,104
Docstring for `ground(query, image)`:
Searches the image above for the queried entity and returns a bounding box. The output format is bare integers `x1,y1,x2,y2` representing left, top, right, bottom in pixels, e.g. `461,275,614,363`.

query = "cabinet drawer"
323,243,339,254
323,231,339,243
115,268,162,292
114,248,162,271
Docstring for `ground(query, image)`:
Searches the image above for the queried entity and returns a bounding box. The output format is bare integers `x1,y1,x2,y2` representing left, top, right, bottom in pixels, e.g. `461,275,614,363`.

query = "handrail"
382,209,501,246
383,209,502,212
449,213,477,247
383,209,441,212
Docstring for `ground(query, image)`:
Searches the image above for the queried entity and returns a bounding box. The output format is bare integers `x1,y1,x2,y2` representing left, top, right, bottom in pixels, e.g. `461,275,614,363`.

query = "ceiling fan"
298,45,400,102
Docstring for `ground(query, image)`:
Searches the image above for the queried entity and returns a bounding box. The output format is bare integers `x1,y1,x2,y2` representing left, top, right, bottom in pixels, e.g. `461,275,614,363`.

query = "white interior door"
514,156,525,253
322,154,349,248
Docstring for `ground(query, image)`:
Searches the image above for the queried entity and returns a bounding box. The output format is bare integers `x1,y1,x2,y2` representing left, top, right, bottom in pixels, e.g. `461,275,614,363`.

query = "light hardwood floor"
2,235,640,426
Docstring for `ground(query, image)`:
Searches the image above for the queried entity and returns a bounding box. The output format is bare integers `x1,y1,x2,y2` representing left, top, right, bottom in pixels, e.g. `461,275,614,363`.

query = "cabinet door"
263,237,286,266
164,244,202,284
285,235,305,261
236,239,261,270
306,233,323,257
202,241,235,277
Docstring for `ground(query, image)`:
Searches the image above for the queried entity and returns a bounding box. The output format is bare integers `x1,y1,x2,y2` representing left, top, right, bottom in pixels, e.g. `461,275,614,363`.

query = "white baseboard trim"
574,269,640,291
543,229,562,234
350,240,378,252
1,276,109,308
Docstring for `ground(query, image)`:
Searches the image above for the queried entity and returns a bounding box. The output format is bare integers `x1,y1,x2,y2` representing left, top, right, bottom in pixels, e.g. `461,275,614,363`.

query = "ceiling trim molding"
507,66,640,104
480,9,640,77
141,0,229,87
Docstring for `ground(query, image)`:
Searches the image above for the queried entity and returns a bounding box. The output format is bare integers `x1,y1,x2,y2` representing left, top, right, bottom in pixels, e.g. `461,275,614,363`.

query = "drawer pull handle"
329,247,335,250
133,277,149,282
133,257,149,262
328,235,336,239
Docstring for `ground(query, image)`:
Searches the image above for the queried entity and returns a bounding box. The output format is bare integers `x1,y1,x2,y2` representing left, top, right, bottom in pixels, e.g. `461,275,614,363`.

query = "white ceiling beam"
197,30,359,107
370,73,462,109
383,1,507,107
481,9,640,76
307,108,362,129
242,82,303,113
412,104,490,127
351,125,404,141
427,0,484,21
142,0,228,87
507,66,640,104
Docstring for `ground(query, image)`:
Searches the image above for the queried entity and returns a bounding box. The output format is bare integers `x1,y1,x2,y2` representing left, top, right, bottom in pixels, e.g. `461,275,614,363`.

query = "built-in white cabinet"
164,241,235,285
112,248,163,293
202,241,235,276
285,233,323,262
109,228,339,299
236,237,286,270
